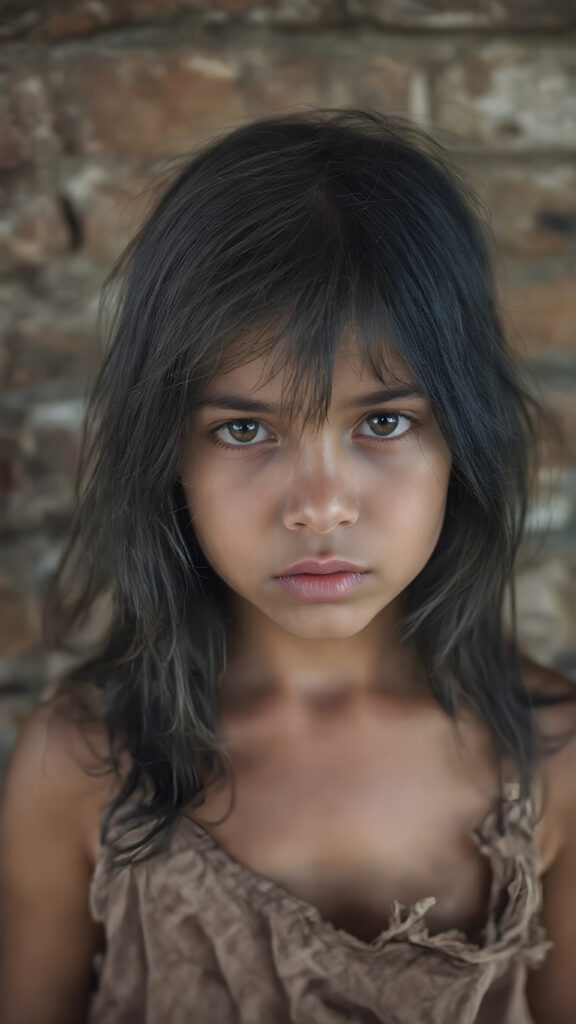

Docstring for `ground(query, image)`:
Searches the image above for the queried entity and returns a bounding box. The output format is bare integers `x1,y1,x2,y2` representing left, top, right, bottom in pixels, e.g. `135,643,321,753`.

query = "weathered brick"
0,0,343,40
0,535,69,685
0,183,70,272
2,0,574,38
46,36,426,159
2,316,100,391
1,262,102,391
60,163,158,263
0,98,30,170
239,42,419,118
435,43,576,148
0,435,26,505
48,49,246,158
0,534,66,607
1,412,83,534
513,552,576,670
0,586,40,658
553,392,576,466
525,375,576,471
0,65,60,170
347,0,576,29
499,269,576,355
474,163,576,258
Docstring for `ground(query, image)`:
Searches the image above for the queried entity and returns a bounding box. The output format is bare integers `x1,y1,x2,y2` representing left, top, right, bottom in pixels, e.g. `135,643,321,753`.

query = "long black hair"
43,108,559,867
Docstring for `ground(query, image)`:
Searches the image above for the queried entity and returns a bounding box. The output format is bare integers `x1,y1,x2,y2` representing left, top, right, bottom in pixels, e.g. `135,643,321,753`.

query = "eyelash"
209,412,417,452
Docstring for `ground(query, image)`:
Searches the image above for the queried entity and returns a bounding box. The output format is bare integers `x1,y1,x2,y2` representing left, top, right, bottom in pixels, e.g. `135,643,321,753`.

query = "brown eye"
212,419,271,448
361,413,413,440
226,421,259,443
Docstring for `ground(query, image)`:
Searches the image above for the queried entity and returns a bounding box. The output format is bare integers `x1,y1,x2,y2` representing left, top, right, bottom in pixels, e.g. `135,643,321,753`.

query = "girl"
1,108,576,1024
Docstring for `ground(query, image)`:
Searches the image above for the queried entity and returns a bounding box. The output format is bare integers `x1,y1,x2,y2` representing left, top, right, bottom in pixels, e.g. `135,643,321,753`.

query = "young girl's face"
181,340,452,642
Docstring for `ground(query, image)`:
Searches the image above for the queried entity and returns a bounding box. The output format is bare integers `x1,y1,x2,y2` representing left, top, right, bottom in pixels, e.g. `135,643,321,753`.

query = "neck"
219,595,429,712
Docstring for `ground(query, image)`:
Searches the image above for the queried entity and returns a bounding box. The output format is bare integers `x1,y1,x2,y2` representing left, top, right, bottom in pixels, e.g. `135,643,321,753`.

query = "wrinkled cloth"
87,783,552,1024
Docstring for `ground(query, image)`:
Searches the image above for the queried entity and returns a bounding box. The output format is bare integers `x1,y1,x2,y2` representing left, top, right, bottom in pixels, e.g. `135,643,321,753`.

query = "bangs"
198,295,416,433
139,110,494,458
105,107,536,513
168,148,440,430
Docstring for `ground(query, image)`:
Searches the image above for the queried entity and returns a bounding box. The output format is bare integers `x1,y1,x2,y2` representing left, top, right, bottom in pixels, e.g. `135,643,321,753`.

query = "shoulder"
518,657,576,1021
0,688,122,1024
519,652,576,864
1,685,123,864
520,651,576,753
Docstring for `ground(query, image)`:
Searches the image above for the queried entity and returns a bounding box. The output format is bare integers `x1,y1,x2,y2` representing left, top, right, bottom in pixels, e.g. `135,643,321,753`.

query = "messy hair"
44,108,557,867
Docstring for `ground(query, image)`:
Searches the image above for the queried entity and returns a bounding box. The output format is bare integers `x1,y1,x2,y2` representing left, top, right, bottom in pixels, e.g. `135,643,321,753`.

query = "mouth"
275,558,367,576
273,565,371,602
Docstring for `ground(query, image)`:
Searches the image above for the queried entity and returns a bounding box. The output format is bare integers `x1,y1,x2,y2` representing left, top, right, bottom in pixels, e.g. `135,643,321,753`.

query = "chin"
270,606,375,640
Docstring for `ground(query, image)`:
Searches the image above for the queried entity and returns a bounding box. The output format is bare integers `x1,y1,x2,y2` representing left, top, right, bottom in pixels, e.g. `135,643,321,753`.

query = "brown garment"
87,783,552,1024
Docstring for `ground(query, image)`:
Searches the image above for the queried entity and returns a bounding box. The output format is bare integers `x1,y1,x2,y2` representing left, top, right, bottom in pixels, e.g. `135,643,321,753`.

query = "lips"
273,562,371,601
275,558,367,576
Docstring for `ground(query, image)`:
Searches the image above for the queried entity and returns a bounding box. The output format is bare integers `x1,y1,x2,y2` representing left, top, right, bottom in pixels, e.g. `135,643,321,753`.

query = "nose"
281,438,360,534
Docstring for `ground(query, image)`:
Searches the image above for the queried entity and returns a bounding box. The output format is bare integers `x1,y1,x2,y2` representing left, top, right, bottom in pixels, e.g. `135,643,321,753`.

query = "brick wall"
1,0,576,769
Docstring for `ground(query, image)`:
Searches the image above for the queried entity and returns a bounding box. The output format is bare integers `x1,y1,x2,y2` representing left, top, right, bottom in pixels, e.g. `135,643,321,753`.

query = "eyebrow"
197,385,425,415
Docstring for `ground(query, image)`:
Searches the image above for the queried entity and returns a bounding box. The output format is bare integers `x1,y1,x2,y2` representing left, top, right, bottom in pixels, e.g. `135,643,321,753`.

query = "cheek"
377,452,450,549
182,467,258,573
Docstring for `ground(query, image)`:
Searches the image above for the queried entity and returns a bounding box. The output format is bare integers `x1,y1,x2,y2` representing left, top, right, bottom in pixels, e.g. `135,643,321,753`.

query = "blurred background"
1,0,576,780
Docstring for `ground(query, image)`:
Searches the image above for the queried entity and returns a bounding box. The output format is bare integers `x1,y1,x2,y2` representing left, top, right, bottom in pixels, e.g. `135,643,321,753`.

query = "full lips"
273,571,370,602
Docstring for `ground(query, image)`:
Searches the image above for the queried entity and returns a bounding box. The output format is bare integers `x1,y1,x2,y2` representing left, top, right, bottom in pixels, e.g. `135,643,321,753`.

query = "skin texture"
178,342,505,944
3,342,576,1022
181,340,452,703
178,339,576,1024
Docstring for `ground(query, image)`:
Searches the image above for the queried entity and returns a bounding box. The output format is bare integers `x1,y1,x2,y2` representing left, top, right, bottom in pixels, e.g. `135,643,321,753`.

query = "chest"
191,711,505,943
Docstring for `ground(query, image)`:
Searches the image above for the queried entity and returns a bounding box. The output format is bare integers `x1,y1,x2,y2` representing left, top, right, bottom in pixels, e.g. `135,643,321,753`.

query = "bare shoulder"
519,656,576,1021
520,651,576,745
519,652,576,865
1,685,122,862
0,687,122,1024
